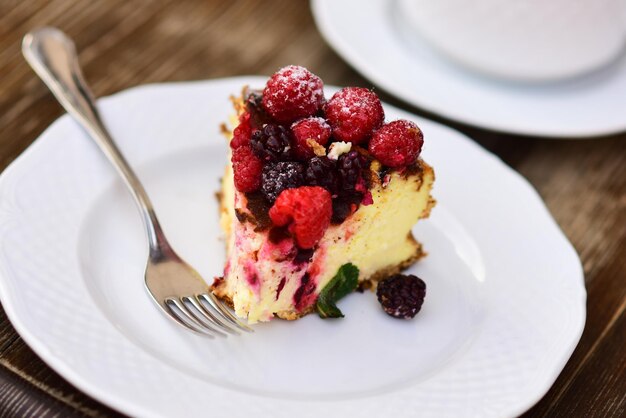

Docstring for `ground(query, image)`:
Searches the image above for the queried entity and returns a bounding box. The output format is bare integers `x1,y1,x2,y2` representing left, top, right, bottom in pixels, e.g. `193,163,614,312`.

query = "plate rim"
0,77,586,418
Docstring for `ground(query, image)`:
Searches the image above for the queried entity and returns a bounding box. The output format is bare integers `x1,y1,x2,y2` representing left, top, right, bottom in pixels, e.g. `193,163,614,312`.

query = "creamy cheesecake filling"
215,152,435,323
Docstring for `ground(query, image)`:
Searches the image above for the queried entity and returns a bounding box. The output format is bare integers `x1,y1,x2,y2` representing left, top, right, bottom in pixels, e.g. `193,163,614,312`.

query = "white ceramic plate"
0,78,585,418
312,0,626,138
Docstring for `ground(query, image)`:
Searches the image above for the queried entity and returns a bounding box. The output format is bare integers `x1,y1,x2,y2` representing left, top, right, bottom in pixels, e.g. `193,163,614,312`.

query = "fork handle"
22,27,169,255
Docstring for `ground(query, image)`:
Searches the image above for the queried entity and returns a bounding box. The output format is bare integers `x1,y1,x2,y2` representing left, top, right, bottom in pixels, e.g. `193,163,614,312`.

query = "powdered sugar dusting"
262,65,324,123
325,87,384,144
292,116,328,129
368,119,423,168
275,66,323,101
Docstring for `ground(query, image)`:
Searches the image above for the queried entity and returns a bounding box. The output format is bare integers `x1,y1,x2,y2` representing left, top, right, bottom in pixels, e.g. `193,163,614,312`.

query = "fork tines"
164,293,253,338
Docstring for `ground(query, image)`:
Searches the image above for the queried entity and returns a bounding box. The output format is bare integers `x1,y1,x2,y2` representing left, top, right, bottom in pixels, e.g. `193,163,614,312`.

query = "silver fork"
22,27,252,338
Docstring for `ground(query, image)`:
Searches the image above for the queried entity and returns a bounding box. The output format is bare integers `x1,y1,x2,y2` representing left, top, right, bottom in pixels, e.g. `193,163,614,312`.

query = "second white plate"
312,0,626,138
0,78,585,417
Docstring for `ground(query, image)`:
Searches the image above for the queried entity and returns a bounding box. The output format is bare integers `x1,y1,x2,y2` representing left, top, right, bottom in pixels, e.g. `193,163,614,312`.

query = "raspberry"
376,274,426,319
324,87,384,144
305,156,339,195
368,120,424,168
250,124,293,162
231,145,263,192
230,112,253,149
291,117,332,159
262,66,324,123
269,186,332,249
261,161,305,203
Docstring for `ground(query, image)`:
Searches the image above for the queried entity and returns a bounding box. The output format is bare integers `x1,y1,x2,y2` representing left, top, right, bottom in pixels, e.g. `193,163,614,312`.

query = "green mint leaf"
316,263,359,319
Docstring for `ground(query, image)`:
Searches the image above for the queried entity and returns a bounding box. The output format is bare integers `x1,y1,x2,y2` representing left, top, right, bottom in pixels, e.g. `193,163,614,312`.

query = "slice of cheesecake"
211,66,435,323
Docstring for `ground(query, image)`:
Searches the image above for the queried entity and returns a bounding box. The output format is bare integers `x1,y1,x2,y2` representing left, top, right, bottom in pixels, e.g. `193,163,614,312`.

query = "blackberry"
305,157,339,195
268,226,290,244
337,150,366,193
243,191,272,230
376,274,426,319
250,124,293,162
294,248,314,264
245,92,273,127
330,192,365,224
261,161,304,203
331,197,353,224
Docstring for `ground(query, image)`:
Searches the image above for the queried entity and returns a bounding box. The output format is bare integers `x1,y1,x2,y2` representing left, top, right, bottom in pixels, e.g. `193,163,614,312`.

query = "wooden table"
0,1,624,416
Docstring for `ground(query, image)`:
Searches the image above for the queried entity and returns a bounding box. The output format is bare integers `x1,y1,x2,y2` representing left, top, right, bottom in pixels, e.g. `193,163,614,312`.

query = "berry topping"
361,191,374,206
324,87,384,144
231,145,263,192
305,156,339,195
245,92,273,127
262,65,324,123
230,112,254,149
250,124,293,162
291,117,332,159
243,192,272,230
269,186,332,249
337,150,367,193
330,197,356,224
261,161,305,203
376,274,426,319
368,120,424,168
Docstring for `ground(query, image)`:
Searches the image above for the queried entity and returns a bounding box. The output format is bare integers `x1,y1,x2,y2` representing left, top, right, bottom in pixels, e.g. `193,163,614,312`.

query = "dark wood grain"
0,1,624,417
